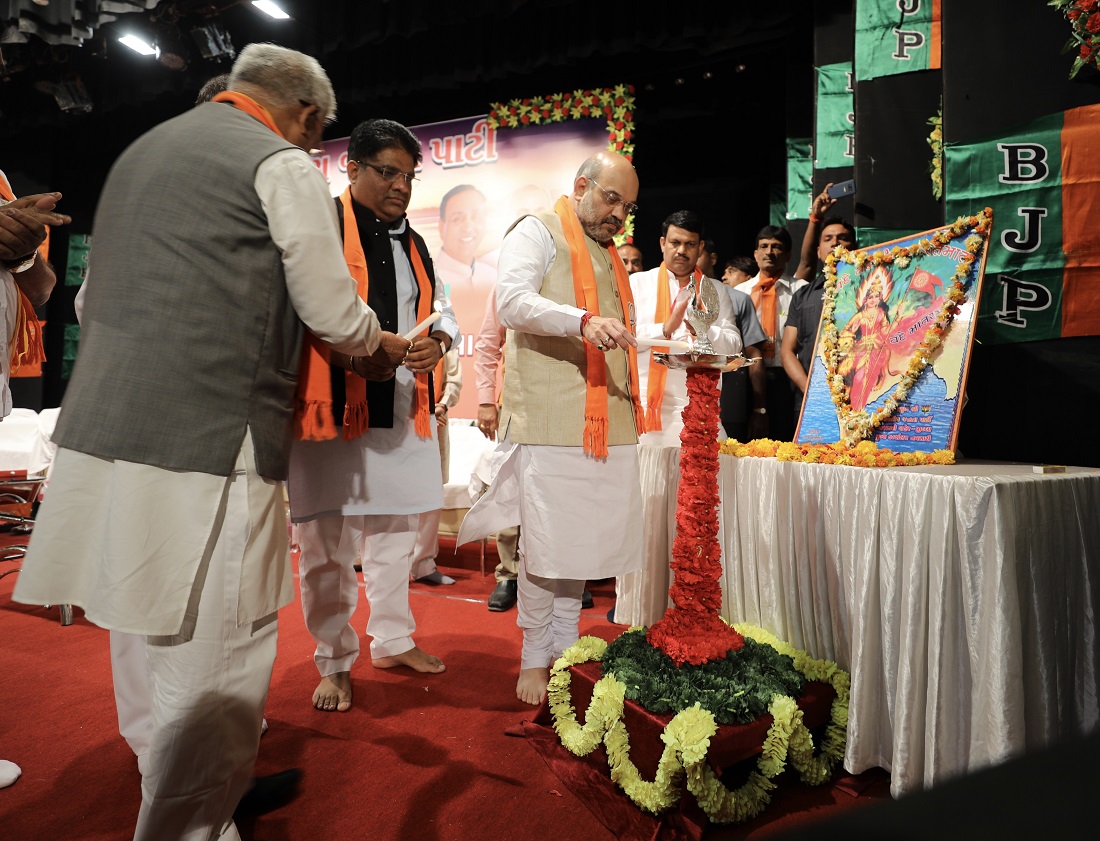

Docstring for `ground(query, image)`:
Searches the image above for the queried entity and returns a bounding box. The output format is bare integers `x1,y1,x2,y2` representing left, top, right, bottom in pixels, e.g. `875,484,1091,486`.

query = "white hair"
229,42,337,122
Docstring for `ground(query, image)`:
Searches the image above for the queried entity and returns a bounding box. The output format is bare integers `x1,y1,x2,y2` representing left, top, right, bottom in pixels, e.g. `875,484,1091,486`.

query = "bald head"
571,152,639,243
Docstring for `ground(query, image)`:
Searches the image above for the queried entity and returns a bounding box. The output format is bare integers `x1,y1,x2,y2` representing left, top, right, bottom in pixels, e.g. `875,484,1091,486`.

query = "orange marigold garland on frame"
646,369,745,666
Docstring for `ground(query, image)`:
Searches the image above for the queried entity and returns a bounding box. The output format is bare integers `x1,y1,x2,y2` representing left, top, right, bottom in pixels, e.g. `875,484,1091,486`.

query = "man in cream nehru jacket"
461,150,646,706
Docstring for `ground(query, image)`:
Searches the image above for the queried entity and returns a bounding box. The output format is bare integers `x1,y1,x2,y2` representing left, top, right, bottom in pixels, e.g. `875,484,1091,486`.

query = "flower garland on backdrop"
720,437,955,467
927,105,943,200
821,208,993,447
487,85,637,244
1051,0,1100,78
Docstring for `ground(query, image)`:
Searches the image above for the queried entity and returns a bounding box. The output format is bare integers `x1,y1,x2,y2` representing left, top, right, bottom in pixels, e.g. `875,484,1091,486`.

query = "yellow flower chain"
719,437,955,467
548,624,851,824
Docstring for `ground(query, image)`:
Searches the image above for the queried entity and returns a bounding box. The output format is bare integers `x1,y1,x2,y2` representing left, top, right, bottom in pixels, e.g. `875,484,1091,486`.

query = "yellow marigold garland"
547,624,850,824
720,437,955,467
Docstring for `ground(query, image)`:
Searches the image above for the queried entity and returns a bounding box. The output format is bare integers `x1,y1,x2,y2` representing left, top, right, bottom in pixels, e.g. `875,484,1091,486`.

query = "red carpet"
0,535,889,840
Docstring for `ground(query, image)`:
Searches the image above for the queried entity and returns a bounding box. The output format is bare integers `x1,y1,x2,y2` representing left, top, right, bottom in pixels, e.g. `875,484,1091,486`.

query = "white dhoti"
461,441,643,668
14,432,287,841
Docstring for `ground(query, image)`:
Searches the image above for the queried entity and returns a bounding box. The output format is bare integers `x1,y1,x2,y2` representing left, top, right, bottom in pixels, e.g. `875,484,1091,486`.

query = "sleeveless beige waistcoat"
499,210,638,447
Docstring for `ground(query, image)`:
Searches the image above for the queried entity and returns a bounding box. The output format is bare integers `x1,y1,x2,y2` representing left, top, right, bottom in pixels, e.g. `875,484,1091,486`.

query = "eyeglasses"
588,178,639,216
354,161,419,186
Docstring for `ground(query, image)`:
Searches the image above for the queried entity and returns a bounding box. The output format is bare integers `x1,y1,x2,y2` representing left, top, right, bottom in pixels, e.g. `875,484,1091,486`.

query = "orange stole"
552,196,646,458
294,188,434,441
750,277,778,360
645,265,703,431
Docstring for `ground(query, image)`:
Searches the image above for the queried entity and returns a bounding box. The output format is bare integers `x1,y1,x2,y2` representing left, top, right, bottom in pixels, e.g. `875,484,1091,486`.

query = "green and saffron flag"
945,102,1100,344
786,137,813,222
855,0,942,82
815,62,854,169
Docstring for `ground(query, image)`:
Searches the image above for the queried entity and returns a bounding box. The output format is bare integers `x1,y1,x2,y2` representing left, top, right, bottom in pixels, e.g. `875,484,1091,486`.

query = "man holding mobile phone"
781,183,857,430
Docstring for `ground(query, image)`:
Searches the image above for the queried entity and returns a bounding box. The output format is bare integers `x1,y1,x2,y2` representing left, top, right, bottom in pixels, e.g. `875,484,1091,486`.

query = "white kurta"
13,148,381,635
630,267,743,446
457,215,643,581
286,217,460,522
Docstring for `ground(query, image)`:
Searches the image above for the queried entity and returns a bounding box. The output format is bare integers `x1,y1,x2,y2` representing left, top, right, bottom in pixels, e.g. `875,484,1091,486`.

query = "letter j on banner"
946,103,1100,345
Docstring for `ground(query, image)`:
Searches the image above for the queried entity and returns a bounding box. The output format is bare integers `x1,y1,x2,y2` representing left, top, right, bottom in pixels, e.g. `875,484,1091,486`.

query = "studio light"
191,21,235,61
252,1,290,20
52,76,94,113
119,34,157,57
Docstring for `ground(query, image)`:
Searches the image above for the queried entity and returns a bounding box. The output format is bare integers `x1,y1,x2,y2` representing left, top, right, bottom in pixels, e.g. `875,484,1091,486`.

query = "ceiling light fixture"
191,22,235,61
119,34,158,57
252,1,290,19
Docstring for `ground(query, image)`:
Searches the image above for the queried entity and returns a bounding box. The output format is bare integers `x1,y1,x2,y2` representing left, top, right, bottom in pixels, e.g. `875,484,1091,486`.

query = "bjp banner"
815,62,854,169
855,0,942,82
313,99,625,419
945,102,1100,345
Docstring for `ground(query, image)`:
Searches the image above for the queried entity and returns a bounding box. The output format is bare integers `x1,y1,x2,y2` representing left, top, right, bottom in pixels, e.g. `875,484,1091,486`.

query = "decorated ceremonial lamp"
648,277,753,665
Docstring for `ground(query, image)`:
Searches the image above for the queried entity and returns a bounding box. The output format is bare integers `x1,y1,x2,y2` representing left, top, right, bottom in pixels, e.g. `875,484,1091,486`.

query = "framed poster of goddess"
795,209,992,452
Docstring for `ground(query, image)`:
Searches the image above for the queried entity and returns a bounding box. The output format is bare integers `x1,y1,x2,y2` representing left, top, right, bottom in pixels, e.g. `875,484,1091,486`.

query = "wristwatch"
753,407,767,415
5,252,37,274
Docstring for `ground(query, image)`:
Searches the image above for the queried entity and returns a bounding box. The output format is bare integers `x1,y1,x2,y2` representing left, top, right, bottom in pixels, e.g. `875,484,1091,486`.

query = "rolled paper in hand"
634,336,692,351
403,311,441,341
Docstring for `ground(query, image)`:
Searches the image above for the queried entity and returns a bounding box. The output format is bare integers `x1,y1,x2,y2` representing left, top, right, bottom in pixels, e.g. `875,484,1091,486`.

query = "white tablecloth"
617,447,1100,797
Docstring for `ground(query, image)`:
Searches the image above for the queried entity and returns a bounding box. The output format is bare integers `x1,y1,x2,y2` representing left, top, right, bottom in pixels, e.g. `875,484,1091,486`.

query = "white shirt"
630,267,743,445
734,272,807,366
496,215,586,336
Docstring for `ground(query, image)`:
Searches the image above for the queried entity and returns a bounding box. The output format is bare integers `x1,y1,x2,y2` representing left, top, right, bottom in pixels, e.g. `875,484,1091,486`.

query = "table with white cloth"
616,445,1100,798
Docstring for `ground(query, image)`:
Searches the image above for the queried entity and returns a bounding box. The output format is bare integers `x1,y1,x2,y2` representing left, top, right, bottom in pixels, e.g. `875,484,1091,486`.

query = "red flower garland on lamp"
646,369,745,666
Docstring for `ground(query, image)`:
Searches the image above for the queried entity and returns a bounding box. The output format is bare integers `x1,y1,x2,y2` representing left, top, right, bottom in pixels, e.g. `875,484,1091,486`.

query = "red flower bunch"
1055,0,1100,76
646,369,745,666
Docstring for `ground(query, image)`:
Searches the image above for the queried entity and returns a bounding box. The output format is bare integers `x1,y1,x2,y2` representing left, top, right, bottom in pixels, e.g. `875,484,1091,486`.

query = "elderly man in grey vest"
14,44,381,841
460,151,647,706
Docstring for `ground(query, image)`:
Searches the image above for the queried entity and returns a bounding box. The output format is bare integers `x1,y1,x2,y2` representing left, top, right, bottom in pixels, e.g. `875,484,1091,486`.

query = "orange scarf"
553,196,646,458
0,174,46,372
645,264,703,431
295,188,434,441
750,276,779,360
211,91,283,136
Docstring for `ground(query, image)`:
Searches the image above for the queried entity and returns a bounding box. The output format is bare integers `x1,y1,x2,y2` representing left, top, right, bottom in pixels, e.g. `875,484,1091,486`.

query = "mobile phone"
827,179,856,199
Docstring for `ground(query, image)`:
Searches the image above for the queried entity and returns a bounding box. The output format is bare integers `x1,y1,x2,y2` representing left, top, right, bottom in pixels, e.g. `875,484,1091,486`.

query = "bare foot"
372,646,446,674
312,672,352,712
516,667,549,706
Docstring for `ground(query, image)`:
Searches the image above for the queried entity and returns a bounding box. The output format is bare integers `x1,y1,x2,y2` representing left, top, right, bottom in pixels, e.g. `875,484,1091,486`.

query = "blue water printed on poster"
797,357,954,450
